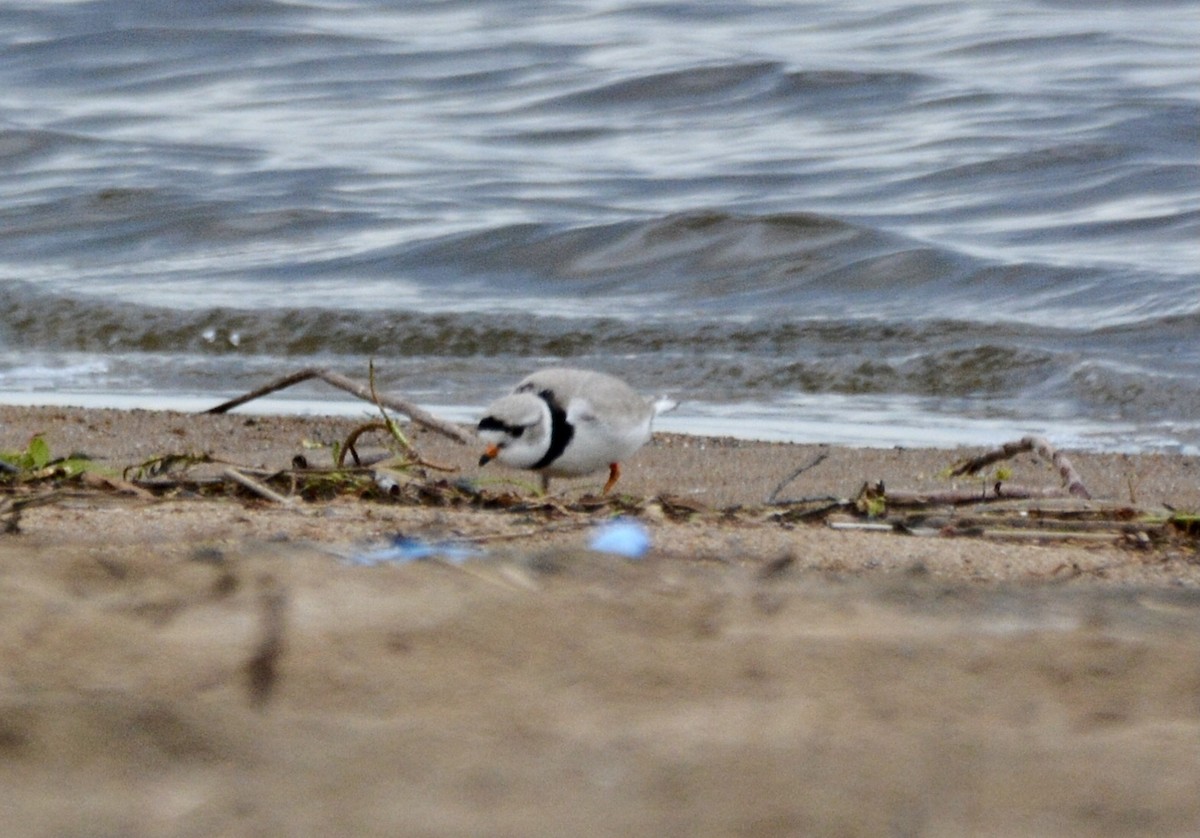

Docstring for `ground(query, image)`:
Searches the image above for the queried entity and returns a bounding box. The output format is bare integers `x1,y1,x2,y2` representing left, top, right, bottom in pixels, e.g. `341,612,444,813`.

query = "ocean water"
1,0,1198,451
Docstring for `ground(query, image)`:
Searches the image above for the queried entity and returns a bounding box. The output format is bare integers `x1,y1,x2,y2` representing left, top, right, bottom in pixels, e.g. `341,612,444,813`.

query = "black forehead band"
477,415,526,437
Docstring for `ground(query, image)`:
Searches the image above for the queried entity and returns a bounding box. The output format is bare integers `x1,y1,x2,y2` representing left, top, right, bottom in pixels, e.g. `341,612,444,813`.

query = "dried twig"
337,422,459,473
766,450,830,505
882,484,1087,507
78,472,157,500
205,367,474,445
1,492,70,534
223,467,294,505
124,451,219,481
949,435,1091,499
339,422,393,467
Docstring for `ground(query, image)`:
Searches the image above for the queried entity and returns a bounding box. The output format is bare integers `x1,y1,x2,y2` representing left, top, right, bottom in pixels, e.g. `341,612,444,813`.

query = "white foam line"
1,390,1195,454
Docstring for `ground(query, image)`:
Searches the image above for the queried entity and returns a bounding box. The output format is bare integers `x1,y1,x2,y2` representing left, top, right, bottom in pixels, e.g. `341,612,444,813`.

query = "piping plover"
476,367,676,494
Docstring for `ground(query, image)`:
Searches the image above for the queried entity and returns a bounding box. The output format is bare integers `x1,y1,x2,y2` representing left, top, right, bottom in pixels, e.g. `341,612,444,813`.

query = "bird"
476,367,676,494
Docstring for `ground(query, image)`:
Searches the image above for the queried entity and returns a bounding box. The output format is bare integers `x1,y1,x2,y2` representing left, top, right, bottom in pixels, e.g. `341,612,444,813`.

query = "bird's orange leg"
602,462,621,495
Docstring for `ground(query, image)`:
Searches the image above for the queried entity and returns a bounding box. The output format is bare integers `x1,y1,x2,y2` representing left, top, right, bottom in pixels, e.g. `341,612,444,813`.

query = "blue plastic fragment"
588,518,651,559
343,535,478,567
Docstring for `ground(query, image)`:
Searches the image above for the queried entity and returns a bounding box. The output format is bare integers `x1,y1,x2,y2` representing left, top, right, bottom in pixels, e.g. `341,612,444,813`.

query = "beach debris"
855,481,888,518
342,534,480,567
1,434,93,480
77,471,154,499
1,436,105,532
651,494,709,521
765,449,830,504
204,362,462,501
338,425,458,474
0,492,65,534
948,435,1091,499
769,436,1100,517
340,535,542,592
222,467,294,505
125,451,219,480
2,417,1194,554
588,518,651,558
204,365,473,444
1,433,50,473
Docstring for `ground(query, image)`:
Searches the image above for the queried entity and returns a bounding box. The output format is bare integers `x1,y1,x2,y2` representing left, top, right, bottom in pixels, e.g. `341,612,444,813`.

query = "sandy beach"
3,403,1199,836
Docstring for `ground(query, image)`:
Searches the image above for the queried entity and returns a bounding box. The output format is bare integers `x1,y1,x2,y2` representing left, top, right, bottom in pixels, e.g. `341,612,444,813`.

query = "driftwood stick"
206,368,325,413
884,484,1080,507
948,435,1091,499
223,467,294,505
205,367,474,445
317,369,472,444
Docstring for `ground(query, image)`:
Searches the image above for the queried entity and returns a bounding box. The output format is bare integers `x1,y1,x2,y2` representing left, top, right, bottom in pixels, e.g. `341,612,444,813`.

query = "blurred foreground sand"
2,405,1199,836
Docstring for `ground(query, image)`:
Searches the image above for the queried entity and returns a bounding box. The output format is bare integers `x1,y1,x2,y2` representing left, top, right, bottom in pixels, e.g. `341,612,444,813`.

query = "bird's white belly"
542,416,651,476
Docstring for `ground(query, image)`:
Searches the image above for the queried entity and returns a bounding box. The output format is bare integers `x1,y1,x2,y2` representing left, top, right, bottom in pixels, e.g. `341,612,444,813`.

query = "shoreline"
3,401,1198,583
4,402,1200,834
3,389,1195,455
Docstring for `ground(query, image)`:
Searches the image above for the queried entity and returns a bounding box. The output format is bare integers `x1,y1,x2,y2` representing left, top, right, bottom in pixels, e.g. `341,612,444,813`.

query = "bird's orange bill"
478,444,499,467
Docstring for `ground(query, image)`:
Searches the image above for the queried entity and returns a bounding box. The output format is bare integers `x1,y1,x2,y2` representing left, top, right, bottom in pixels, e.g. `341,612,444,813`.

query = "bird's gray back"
516,368,650,423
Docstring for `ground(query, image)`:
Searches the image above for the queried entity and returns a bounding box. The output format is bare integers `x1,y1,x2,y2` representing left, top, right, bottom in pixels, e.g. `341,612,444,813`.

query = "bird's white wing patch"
566,397,597,425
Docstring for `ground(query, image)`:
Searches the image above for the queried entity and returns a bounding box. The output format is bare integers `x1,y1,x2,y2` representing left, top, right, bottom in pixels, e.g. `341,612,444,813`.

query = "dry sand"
2,404,1200,836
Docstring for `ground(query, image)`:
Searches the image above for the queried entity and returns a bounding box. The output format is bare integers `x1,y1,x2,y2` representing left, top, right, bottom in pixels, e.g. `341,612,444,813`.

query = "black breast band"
531,389,574,470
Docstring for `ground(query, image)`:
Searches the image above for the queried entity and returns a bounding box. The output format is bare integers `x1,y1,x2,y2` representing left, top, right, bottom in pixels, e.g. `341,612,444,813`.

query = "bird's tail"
652,395,679,416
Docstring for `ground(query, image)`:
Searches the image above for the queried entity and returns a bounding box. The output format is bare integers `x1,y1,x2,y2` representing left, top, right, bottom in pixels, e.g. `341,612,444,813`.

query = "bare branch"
948,435,1091,499
883,484,1083,507
205,367,325,413
205,367,474,445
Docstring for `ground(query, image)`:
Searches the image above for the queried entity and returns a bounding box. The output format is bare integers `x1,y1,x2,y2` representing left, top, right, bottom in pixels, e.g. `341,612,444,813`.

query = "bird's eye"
511,425,526,438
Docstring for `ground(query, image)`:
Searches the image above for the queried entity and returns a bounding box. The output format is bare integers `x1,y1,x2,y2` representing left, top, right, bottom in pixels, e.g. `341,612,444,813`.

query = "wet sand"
2,404,1200,836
